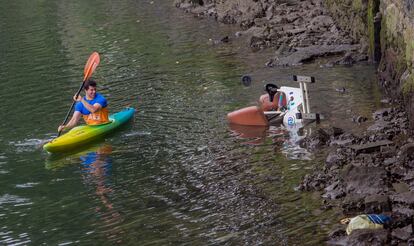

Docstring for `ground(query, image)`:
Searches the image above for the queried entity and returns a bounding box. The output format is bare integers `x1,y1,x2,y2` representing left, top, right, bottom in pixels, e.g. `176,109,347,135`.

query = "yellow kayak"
43,108,134,153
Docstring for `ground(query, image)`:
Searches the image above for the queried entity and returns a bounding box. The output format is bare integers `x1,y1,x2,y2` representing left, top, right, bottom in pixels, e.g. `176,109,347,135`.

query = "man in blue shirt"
58,80,109,132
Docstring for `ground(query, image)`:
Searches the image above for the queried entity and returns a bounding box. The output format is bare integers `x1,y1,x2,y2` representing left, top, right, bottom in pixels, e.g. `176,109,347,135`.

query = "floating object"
241,75,252,87
221,36,230,43
352,115,367,123
335,87,346,93
43,108,135,153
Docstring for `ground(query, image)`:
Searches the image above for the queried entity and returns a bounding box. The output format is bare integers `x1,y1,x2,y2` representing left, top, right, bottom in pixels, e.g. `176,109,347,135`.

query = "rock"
273,44,360,66
342,194,365,213
323,180,345,199
337,52,355,66
391,192,414,217
342,165,388,195
216,0,263,25
328,225,347,241
392,225,413,241
373,108,392,120
265,59,274,67
367,120,392,132
345,229,389,245
349,140,393,155
330,138,353,147
254,17,268,27
397,143,414,162
392,206,414,217
392,183,411,193
302,128,331,150
325,150,347,169
389,213,412,229
390,192,414,207
299,172,327,191
380,145,397,158
310,15,334,27
364,194,390,213
384,157,398,166
390,165,410,179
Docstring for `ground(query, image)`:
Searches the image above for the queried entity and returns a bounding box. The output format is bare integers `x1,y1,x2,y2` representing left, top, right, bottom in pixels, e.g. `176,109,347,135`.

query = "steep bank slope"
325,0,414,129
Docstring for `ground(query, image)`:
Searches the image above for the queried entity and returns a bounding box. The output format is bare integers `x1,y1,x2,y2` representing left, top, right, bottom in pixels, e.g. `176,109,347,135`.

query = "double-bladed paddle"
58,52,100,136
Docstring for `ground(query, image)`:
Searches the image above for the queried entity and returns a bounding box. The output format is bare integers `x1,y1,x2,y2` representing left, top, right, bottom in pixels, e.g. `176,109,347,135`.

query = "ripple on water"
8,137,52,153
0,235,31,246
15,182,39,189
58,241,80,246
122,131,151,137
0,194,31,207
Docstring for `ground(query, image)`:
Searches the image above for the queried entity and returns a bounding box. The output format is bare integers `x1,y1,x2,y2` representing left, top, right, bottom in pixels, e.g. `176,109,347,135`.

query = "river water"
0,0,383,245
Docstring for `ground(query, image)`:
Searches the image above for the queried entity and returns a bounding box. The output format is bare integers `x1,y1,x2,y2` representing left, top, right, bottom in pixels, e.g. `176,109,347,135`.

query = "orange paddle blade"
83,52,100,81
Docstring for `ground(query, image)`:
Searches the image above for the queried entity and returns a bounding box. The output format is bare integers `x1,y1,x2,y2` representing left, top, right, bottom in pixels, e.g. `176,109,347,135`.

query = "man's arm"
58,111,82,132
80,98,102,113
74,95,102,113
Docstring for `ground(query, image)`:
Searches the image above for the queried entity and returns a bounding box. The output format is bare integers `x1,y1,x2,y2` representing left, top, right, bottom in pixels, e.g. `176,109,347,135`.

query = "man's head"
265,83,279,102
84,79,97,99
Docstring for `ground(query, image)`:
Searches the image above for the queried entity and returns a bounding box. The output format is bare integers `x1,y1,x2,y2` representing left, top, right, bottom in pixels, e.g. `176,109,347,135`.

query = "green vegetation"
402,74,414,95
367,0,379,60
377,3,414,94
352,0,364,12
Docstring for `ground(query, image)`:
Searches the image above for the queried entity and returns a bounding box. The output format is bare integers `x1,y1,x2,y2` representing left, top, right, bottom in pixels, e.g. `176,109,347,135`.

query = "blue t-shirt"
75,93,107,115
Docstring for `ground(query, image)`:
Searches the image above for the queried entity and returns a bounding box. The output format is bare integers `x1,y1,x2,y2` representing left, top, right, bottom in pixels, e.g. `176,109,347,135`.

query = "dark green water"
0,0,383,245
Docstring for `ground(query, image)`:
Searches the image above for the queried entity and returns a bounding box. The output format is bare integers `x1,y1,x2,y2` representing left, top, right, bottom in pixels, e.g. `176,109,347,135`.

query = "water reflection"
46,144,124,243
80,144,124,244
228,124,267,145
229,123,313,160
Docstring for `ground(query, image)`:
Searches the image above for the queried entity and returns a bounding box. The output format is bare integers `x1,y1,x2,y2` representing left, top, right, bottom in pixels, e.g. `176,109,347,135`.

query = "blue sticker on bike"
287,116,295,125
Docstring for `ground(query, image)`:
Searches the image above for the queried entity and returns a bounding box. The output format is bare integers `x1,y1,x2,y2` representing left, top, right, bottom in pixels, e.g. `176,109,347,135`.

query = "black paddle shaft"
57,81,85,137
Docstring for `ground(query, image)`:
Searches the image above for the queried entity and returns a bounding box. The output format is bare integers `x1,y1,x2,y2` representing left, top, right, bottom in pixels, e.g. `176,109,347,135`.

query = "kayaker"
259,84,287,111
58,79,110,132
